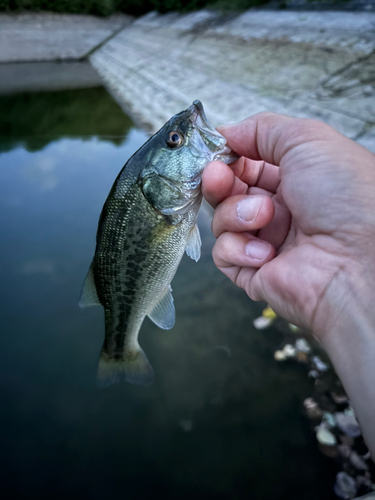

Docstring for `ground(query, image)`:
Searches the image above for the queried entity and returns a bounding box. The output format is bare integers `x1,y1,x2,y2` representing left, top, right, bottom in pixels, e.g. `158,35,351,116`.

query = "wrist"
317,266,375,458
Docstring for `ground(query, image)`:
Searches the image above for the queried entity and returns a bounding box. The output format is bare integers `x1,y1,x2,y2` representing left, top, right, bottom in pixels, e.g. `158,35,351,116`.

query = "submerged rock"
295,351,309,363
304,398,323,419
274,350,287,361
318,443,339,458
335,411,361,438
295,338,311,353
312,356,329,372
322,412,337,428
334,472,357,499
331,391,349,405
283,344,297,357
253,306,277,329
349,450,369,471
262,306,277,320
288,323,300,333
253,316,273,330
274,343,297,361
355,474,374,490
338,444,351,459
316,426,337,446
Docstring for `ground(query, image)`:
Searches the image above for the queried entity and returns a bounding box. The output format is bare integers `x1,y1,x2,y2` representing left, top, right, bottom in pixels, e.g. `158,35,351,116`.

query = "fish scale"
80,100,236,386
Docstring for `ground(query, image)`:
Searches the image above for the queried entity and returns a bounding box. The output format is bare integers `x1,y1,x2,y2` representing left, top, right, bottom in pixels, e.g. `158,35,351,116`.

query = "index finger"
202,160,248,208
202,156,280,209
217,112,337,167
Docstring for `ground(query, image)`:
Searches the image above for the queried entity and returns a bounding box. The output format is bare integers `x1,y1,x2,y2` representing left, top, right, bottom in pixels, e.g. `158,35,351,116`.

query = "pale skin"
202,113,375,457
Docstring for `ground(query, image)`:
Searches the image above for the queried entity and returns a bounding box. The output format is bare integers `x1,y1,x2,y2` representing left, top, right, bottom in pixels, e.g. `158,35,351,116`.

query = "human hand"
203,112,375,456
203,113,375,339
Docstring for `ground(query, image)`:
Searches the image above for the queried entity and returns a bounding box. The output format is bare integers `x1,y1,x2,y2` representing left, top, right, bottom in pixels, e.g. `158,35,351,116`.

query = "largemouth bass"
80,100,235,387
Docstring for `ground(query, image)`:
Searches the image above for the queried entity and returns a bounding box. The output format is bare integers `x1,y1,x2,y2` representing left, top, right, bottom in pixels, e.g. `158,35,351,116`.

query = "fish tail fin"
97,347,154,388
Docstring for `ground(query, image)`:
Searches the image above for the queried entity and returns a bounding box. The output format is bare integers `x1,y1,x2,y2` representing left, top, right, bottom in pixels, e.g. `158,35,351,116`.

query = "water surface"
0,87,337,499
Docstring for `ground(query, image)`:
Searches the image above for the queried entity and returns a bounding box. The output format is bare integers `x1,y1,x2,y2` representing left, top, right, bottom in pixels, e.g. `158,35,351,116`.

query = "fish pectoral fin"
148,286,175,330
185,223,201,262
79,264,101,308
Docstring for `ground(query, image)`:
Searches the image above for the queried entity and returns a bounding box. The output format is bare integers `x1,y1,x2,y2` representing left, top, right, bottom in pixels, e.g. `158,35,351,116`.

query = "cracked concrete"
90,9,375,152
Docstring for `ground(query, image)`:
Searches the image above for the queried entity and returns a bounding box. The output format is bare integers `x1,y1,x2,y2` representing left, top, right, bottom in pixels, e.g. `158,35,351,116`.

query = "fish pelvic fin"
185,223,201,262
79,263,101,308
148,286,175,330
97,347,154,388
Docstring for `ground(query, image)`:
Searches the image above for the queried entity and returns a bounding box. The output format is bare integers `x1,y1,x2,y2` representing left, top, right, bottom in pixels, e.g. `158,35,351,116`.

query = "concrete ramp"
90,9,375,151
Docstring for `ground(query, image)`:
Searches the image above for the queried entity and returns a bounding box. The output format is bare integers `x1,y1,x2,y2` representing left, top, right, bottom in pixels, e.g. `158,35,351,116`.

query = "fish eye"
167,131,183,148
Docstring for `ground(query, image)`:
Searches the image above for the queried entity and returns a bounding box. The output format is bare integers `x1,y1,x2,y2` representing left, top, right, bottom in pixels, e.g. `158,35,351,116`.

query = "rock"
253,316,273,330
274,350,287,361
323,412,337,428
334,472,357,499
338,444,351,459
316,426,337,446
340,434,355,447
335,411,361,438
262,306,277,320
304,397,318,409
283,344,297,357
295,338,311,353
274,343,299,360
349,450,369,471
355,474,374,489
318,443,339,458
312,356,329,372
288,323,300,333
362,451,371,461
304,398,323,419
295,351,308,363
331,391,349,405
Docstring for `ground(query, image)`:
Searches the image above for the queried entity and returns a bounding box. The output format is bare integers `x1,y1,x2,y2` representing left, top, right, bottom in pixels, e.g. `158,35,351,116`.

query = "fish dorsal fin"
79,264,101,308
185,224,201,262
148,286,175,330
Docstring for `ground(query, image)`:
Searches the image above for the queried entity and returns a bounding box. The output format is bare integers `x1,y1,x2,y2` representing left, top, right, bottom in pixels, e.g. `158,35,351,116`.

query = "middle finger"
211,194,275,239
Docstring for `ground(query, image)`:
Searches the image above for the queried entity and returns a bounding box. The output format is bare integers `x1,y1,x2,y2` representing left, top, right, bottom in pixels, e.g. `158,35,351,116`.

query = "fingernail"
237,197,263,222
245,240,271,261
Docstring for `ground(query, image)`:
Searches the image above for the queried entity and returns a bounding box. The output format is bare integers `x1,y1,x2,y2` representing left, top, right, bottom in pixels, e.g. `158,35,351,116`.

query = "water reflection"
0,87,133,152
0,87,337,499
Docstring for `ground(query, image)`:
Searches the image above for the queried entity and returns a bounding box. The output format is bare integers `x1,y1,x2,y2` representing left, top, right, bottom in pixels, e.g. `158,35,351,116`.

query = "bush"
0,0,118,16
0,0,271,15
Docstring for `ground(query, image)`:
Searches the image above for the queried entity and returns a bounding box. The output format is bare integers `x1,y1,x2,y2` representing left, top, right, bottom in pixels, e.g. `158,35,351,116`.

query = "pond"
0,86,337,499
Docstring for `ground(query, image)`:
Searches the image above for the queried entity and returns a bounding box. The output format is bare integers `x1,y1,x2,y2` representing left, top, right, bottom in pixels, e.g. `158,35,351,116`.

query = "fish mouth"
192,100,212,130
191,100,223,140
189,100,238,164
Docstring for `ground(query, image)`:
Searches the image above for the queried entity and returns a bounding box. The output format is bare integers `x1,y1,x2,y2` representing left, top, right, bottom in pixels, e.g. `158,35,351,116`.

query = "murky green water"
0,87,337,499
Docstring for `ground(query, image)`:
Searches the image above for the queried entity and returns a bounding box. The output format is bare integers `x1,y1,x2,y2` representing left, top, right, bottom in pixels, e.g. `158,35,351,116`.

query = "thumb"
217,112,338,167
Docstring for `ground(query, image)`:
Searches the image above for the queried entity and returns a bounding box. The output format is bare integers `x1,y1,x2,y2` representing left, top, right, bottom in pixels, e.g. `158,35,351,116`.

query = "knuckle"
212,233,231,267
211,211,221,238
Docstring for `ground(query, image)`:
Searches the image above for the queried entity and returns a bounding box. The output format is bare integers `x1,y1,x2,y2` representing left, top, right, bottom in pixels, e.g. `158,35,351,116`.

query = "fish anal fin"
148,286,175,330
79,264,101,308
97,347,154,387
185,223,201,262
